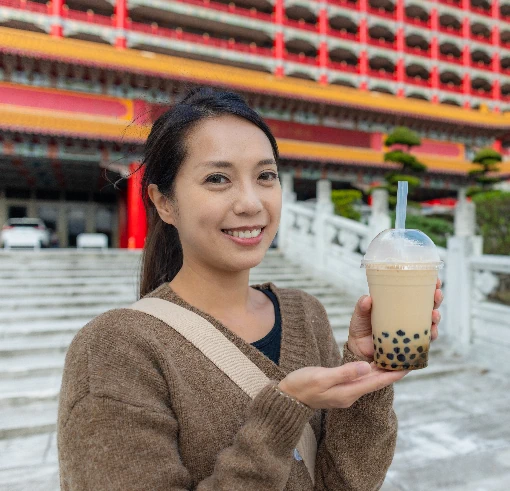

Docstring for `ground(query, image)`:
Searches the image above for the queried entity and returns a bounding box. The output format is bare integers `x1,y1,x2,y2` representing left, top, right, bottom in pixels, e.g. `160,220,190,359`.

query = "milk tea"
366,267,438,370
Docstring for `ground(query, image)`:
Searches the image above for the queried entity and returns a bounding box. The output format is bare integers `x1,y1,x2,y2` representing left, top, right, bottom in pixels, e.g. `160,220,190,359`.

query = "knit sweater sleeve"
57,310,315,491
306,295,398,491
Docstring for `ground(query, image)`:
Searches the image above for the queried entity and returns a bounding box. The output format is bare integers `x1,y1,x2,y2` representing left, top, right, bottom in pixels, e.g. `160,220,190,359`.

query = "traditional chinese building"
1,0,510,248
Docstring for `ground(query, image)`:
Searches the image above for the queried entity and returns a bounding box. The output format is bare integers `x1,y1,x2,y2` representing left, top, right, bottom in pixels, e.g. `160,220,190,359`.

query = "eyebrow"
199,158,277,170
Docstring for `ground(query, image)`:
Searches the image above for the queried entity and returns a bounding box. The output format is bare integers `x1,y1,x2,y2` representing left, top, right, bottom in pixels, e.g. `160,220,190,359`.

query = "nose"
232,181,264,215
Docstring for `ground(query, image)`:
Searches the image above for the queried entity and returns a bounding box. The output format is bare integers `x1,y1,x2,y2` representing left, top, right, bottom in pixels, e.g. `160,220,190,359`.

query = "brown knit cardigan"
57,281,397,490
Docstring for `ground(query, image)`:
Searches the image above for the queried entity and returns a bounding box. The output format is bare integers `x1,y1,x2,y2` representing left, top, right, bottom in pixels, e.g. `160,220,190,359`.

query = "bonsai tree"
382,126,427,208
467,147,503,197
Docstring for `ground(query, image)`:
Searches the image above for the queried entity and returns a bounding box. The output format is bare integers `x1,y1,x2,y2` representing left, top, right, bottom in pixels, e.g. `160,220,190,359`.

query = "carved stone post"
367,188,391,243
445,188,483,355
277,172,296,252
314,179,334,275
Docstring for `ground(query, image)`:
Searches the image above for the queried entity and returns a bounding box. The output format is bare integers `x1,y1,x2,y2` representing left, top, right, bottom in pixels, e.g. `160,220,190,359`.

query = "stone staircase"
0,249,482,491
0,248,360,489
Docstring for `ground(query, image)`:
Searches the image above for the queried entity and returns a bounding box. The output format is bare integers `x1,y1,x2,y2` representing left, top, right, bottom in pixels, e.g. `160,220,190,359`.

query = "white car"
1,218,51,248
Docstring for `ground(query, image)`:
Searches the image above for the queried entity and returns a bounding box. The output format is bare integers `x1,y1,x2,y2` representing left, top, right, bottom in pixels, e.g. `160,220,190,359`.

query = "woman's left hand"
347,278,444,361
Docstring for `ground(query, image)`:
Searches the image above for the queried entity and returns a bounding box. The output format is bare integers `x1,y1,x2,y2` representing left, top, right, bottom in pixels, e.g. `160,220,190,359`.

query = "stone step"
1,305,127,323
0,402,58,439
0,374,61,407
0,432,58,475
0,333,74,358
0,275,326,290
0,353,66,379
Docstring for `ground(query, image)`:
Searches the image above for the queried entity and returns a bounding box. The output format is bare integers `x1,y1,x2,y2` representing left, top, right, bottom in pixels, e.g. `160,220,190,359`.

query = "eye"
205,172,279,184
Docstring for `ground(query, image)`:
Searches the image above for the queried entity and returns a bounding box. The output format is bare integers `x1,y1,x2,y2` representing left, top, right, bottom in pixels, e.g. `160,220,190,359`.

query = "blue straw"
395,181,408,230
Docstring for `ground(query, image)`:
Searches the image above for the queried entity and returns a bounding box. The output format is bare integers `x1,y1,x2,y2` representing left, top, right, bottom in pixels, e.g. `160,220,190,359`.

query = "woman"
57,87,443,490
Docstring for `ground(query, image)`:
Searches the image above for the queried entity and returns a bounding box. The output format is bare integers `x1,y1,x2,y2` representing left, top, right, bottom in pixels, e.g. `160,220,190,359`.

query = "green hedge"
331,190,362,221
390,213,453,248
472,191,510,255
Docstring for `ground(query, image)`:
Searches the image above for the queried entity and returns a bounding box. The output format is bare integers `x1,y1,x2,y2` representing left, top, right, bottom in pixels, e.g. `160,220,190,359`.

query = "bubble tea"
361,182,443,370
361,229,443,370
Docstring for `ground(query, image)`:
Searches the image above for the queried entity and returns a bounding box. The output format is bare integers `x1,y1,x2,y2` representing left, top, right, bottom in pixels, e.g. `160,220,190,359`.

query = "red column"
430,7,439,103
462,2,471,108
127,163,147,249
274,0,284,78
359,0,368,91
51,0,63,38
492,0,501,111
115,0,127,49
318,4,329,85
396,0,405,97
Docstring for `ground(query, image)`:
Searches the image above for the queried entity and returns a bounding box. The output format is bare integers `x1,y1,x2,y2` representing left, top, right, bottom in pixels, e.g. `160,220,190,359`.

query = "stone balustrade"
278,172,510,369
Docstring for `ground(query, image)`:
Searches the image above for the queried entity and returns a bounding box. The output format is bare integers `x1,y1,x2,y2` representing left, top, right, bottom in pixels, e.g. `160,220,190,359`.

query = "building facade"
1,0,510,248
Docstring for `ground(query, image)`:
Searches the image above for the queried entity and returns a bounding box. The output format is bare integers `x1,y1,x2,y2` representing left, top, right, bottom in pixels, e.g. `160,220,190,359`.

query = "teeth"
224,228,262,238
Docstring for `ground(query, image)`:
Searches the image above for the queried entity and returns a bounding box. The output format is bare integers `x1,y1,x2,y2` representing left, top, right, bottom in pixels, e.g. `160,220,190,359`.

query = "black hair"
137,86,279,297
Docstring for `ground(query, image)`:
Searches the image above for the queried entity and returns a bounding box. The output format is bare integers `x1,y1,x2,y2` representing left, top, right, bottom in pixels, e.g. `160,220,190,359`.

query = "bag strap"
128,297,317,485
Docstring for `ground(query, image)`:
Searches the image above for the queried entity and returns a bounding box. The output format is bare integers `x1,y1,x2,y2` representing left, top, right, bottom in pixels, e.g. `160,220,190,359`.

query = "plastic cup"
361,229,443,371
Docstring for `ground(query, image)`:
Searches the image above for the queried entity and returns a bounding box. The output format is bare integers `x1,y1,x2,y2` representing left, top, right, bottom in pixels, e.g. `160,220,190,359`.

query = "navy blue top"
250,287,282,365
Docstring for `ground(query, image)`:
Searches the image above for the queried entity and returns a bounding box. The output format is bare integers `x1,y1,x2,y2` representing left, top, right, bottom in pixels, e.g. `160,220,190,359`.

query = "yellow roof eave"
1,103,508,176
1,27,510,130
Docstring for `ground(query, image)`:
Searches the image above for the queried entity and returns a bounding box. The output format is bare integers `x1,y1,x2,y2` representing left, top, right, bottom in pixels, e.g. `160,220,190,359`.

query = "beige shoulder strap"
129,297,317,485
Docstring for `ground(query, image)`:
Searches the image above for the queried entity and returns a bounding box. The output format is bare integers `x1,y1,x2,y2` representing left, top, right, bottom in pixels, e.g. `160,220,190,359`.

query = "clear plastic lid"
361,229,444,270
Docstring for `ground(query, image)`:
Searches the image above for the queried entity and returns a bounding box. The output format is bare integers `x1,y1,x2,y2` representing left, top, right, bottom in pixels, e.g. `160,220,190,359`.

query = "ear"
147,183,175,226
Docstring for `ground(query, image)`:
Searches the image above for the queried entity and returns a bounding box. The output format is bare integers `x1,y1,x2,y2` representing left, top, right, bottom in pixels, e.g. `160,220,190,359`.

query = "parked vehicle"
1,218,51,248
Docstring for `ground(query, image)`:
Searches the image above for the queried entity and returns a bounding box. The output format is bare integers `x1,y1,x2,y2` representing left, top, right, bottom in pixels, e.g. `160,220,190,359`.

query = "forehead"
185,115,275,168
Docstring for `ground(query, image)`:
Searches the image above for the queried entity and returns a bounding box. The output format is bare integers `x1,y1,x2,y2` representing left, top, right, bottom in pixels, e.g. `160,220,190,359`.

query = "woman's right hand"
278,362,408,410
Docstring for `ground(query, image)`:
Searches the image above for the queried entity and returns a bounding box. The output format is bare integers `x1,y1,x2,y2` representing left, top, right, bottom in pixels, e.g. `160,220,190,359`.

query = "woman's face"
159,114,281,275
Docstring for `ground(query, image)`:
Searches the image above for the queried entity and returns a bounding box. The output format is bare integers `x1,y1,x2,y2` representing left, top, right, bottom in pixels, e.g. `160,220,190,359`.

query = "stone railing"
278,173,510,368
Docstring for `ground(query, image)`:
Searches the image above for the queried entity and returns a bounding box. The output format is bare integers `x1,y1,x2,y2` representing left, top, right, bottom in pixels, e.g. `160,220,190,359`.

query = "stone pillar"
277,171,296,252
85,202,96,233
367,189,391,241
0,188,7,228
314,179,333,275
454,188,476,237
58,191,68,248
445,189,483,354
27,189,37,218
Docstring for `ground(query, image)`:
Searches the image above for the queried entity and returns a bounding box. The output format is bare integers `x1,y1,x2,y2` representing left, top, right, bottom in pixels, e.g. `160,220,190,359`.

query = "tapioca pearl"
396,330,406,336
403,363,410,369
410,354,416,360
382,332,389,338
378,338,382,344
424,330,429,335
393,338,398,344
420,352,427,359
414,334,420,339
397,354,406,362
391,363,398,369
378,347,384,354
394,347,400,354
372,334,375,340
376,352,380,359
373,343,377,350
403,338,411,344
404,347,411,353
417,346,424,353
380,362,387,368
387,353,395,360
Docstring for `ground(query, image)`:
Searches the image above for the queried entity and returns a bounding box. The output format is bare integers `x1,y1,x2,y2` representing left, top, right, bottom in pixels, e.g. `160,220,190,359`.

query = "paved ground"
1,345,509,490
382,349,510,491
